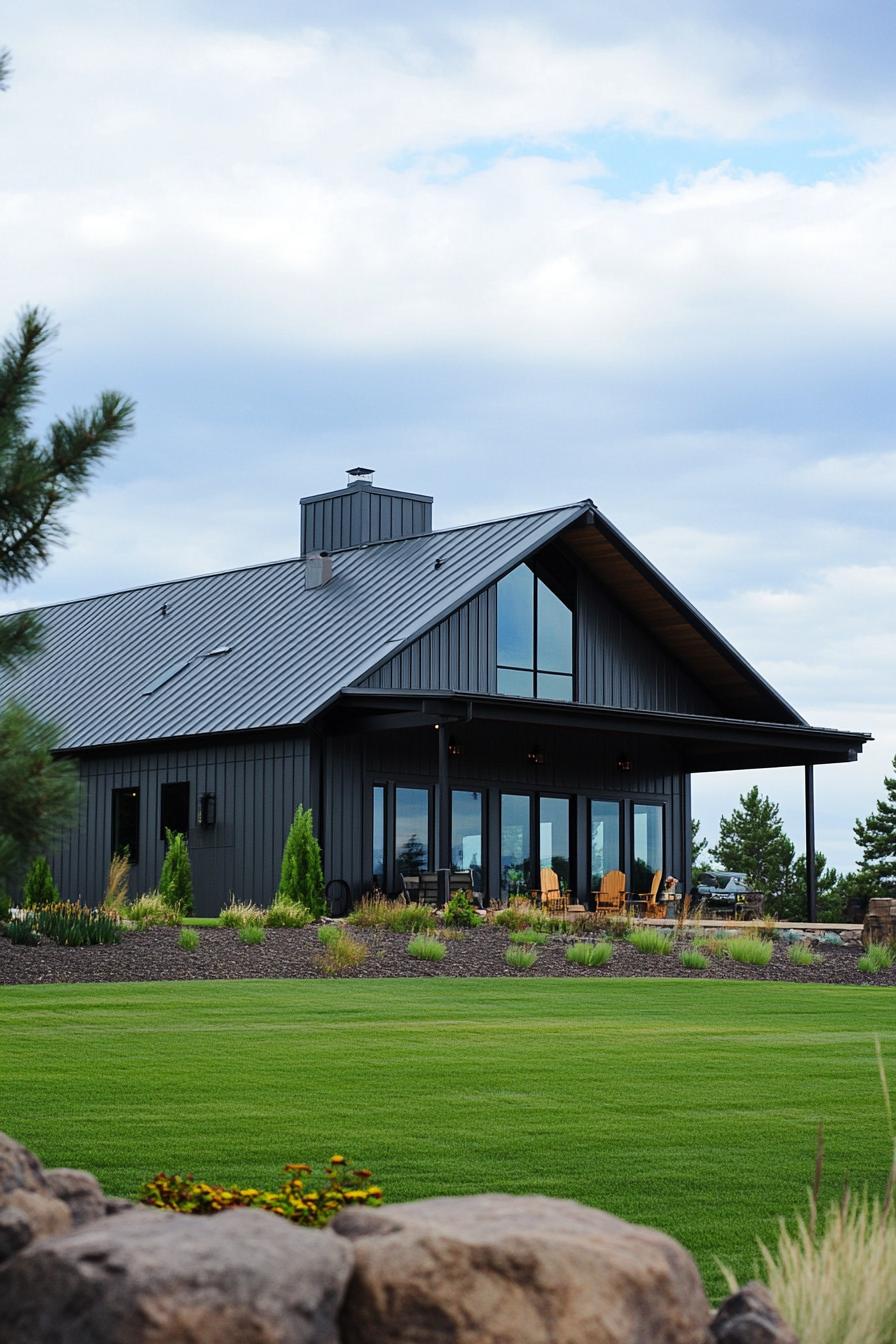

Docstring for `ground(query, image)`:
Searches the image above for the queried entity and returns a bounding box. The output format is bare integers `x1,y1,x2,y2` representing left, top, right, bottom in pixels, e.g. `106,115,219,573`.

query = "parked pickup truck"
692,871,764,919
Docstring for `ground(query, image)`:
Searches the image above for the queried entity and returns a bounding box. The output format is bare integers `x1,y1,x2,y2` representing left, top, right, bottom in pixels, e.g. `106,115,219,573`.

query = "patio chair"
594,869,626,915
539,866,568,917
640,869,667,919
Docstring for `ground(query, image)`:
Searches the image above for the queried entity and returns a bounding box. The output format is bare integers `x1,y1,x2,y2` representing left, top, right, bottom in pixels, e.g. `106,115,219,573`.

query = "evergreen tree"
711,785,796,917
0,308,134,896
690,817,709,874
158,830,193,914
790,851,842,922
853,754,896,894
21,854,59,908
276,806,324,917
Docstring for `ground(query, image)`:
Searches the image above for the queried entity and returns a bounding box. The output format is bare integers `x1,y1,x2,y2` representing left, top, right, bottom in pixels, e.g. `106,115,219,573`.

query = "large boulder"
0,1133,128,1263
332,1192,712,1344
0,1205,354,1344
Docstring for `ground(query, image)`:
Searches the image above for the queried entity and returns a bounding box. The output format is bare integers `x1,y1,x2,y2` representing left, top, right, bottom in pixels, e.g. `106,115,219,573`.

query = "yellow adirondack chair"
640,869,666,918
539,866,568,916
594,869,626,915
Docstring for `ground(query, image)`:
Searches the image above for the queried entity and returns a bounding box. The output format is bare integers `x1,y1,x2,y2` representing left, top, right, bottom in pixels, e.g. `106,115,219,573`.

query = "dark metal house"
0,473,870,916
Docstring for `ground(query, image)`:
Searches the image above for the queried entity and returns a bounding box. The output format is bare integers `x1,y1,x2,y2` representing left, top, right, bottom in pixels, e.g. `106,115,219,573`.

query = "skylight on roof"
141,658,193,697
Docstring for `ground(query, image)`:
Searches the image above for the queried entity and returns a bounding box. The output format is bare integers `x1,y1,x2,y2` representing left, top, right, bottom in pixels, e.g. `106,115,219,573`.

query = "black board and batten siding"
300,482,433,556
53,735,311,916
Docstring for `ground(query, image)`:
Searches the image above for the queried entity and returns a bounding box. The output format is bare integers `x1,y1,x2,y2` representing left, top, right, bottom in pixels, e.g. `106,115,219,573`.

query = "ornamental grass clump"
21,856,59,909
858,943,895,975
787,943,822,968
505,944,538,971
566,941,613,967
219,898,266,928
728,935,774,967
34,901,121,946
139,1155,383,1228
317,924,342,945
694,934,728,957
126,893,180,927
626,927,673,956
158,830,193,915
239,924,265,945
407,934,446,962
347,897,435,932
508,929,549,945
178,928,199,952
680,948,708,971
319,930,367,974
102,853,131,912
265,899,313,928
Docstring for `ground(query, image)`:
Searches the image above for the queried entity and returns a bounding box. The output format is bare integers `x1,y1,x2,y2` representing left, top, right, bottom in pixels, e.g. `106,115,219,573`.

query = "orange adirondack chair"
640,869,666,918
539,866,568,916
594,869,626,915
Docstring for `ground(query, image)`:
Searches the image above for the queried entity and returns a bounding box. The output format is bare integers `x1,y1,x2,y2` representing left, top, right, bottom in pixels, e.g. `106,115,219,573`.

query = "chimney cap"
346,466,375,484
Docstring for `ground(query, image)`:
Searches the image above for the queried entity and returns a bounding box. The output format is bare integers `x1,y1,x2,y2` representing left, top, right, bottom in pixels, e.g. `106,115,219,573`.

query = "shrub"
603,914,634,940
219,898,266,928
505,945,538,970
694,934,728,957
139,1156,383,1227
276,805,324,917
159,830,193,915
2,915,39,946
443,891,481,928
33,901,121,946
178,928,199,952
858,943,895,975
407,934,446,961
319,930,367,974
756,914,778,941
127,893,180,927
680,949,708,971
627,928,673,956
0,892,10,923
239,924,265,945
103,853,130,912
22,856,59,909
788,943,822,968
493,907,532,931
566,941,613,967
728,935,774,966
347,897,435,932
265,899,313,928
508,929,549,945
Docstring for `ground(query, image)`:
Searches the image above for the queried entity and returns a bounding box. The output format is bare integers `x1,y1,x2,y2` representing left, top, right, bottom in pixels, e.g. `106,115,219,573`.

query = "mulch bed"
0,925,892,987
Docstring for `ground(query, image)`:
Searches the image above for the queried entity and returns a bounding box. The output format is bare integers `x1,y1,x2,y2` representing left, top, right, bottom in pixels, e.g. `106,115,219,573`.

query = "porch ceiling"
334,688,871,772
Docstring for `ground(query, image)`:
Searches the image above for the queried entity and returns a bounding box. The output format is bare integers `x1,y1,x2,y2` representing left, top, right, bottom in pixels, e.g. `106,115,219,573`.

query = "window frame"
496,565,575,701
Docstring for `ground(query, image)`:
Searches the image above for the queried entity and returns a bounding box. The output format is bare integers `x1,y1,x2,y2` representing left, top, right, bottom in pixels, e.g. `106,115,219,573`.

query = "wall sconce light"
448,736,462,758
527,746,545,765
198,792,217,828
616,755,632,773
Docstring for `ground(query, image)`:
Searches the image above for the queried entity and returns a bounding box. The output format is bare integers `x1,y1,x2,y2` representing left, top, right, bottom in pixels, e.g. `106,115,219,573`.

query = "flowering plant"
139,1155,383,1227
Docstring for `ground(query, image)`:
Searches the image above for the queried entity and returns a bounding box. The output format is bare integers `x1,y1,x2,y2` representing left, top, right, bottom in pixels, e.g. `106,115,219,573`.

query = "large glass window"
112,787,140,863
497,565,573,700
500,793,531,901
395,787,430,877
633,803,664,892
590,800,621,888
371,785,385,885
539,796,570,892
451,790,483,889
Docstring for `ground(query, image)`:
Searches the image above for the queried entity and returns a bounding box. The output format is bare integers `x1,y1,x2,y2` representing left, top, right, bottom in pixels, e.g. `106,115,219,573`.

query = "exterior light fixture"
527,746,545,765
198,792,217,828
617,755,632,773
448,736,462,758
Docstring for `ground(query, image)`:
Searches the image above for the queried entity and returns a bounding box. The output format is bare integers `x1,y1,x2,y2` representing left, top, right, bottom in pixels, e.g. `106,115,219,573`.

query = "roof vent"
305,551,334,590
346,466,375,485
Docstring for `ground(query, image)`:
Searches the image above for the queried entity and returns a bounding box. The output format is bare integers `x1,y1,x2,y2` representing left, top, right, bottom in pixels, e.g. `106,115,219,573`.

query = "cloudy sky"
2,1,894,870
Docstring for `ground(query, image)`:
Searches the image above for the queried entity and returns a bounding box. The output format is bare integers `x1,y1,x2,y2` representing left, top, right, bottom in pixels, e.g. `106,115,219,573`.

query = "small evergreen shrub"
680,949,708,970
34,902,122,946
728,935,774,966
22,856,59,909
508,929,549,945
787,943,822,968
219,898,266,928
127,893,180,927
858,943,895,975
627,928,673,956
276,805,324,918
178,928,199,951
3,915,39,946
239,924,265,945
505,945,538,970
407,934,446,961
159,831,193,915
443,891,481,928
265,899,313,928
566,941,613,967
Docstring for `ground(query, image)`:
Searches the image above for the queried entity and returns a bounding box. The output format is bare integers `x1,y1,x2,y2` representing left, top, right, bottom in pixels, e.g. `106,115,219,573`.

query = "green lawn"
2,977,893,1297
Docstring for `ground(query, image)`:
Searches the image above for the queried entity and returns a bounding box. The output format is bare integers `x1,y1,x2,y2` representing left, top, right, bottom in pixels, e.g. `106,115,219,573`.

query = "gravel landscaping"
1,923,892,987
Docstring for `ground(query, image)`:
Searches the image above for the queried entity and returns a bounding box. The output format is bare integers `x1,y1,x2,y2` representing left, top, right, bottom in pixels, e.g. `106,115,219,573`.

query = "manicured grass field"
2,977,893,1296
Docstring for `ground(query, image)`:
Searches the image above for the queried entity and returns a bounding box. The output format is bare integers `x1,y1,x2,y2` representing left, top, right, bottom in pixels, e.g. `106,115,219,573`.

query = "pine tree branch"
0,49,11,93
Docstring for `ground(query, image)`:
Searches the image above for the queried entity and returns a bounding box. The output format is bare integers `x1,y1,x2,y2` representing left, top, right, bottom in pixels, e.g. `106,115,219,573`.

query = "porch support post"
437,724,450,870
805,764,817,923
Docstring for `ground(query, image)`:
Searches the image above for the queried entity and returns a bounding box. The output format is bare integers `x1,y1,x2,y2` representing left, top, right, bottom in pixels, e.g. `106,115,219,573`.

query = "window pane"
537,580,573,673
372,785,385,884
536,672,573,701
539,796,570,892
451,790,483,890
633,803,664,892
498,666,534,697
497,565,534,669
500,793,530,901
591,800,621,887
159,781,190,841
395,787,429,877
112,787,140,864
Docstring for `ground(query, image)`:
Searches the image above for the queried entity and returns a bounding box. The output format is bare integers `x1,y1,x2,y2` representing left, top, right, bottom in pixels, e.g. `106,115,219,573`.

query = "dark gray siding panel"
301,485,433,555
358,587,497,695
50,734,311,916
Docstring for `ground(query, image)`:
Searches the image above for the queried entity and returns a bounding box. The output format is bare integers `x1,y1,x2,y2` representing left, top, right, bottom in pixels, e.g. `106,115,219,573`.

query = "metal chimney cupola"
300,469,433,555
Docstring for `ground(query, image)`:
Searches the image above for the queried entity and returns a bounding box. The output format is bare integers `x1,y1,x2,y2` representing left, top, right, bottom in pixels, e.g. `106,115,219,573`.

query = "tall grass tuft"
566,941,612,967
347,897,436,932
859,943,895,975
728,935,773,967
265,900,313,928
239,924,265,945
508,929,549,945
103,853,131,912
407,934,446,962
680,948,708,971
220,899,266,928
627,928,673,956
126,893,180,927
788,943,822,968
319,930,367,974
505,945,538,970
178,928,199,952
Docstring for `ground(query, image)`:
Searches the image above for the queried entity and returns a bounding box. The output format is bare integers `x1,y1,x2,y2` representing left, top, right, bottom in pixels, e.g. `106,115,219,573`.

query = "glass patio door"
590,800,621,890
538,796,571,893
451,790,484,891
632,802,664,891
500,793,531,901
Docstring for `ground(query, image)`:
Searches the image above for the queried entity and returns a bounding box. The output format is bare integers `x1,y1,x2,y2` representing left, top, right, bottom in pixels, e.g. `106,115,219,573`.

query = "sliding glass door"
633,802,664,891
451,790,484,890
590,800,621,890
539,796,571,892
500,793,530,901
395,787,430,878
